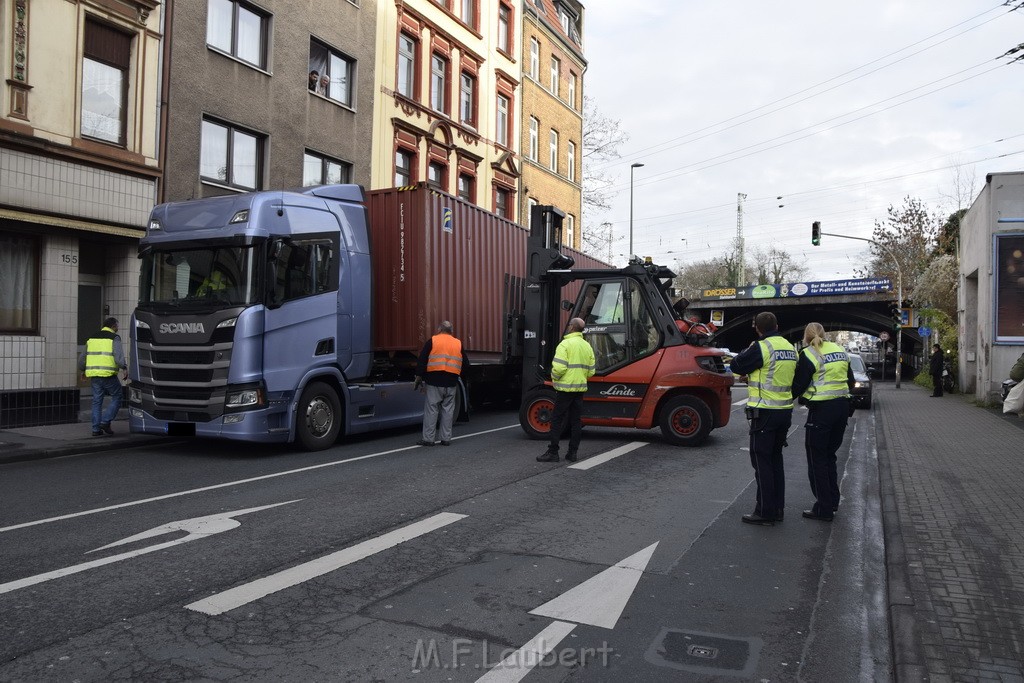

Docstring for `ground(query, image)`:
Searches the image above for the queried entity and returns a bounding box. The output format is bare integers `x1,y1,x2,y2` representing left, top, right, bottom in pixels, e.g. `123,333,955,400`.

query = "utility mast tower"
736,192,747,286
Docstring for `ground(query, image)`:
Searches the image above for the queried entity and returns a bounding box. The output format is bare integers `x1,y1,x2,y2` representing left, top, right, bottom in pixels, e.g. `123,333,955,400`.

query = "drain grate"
644,628,762,677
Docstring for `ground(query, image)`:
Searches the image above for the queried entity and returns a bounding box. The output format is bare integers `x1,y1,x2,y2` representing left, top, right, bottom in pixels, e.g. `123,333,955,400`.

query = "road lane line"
732,399,747,406
0,425,518,534
476,620,576,683
185,512,467,616
567,442,646,470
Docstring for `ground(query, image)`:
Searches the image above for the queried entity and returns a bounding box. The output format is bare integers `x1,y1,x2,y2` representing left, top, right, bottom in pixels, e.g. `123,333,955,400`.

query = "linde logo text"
599,384,637,397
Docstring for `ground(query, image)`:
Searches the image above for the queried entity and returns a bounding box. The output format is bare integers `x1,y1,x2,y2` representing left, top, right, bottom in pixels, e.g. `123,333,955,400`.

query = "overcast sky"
582,0,1024,281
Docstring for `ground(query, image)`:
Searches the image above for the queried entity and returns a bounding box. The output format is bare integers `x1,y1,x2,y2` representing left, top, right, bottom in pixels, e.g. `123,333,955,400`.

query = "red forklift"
517,206,733,446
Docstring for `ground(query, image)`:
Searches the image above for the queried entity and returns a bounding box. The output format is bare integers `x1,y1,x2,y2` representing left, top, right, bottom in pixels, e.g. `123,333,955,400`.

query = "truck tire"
296,381,341,451
659,395,713,447
519,388,557,440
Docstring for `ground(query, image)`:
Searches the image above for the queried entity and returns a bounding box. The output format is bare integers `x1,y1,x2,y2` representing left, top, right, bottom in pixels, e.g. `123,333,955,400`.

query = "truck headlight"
225,383,265,410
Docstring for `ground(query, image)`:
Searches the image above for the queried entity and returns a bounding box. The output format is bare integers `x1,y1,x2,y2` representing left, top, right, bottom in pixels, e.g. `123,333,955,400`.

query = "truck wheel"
659,395,713,447
296,381,341,451
520,389,557,440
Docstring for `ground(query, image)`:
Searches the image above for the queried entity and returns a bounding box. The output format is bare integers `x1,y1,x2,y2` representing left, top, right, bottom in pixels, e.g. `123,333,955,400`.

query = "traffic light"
889,301,902,330
811,221,821,246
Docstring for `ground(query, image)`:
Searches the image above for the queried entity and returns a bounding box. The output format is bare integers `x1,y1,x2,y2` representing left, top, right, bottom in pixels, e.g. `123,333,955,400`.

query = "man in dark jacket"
415,321,469,447
929,344,945,397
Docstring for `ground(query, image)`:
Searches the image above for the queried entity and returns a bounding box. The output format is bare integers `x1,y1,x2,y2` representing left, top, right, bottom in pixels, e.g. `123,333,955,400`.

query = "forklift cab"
576,280,661,373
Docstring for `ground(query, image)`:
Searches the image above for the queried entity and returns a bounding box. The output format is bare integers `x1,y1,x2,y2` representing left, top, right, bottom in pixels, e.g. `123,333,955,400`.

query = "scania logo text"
599,384,637,397
159,322,205,334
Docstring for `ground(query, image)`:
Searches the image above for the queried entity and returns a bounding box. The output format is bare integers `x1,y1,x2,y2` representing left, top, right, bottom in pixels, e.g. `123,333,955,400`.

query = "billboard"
700,277,893,301
995,233,1024,343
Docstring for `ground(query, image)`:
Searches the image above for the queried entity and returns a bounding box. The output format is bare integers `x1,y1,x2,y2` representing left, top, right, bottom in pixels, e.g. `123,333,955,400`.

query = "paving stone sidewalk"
876,382,1024,682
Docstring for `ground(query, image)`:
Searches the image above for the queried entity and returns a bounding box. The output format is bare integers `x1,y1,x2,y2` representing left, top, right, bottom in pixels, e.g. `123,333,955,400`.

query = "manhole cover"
644,628,762,677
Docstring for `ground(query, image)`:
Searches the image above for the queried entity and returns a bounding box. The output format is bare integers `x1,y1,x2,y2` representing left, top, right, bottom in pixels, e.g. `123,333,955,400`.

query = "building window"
431,54,448,114
200,118,263,190
568,72,577,109
0,233,38,333
496,94,509,147
457,173,474,202
497,4,511,53
495,187,510,219
528,117,539,161
549,56,560,97
427,161,447,190
395,148,415,186
207,0,268,69
433,0,450,8
527,197,538,222
461,0,476,28
567,140,576,181
460,72,476,126
397,33,417,99
309,39,354,106
303,151,352,186
549,129,558,171
81,19,132,145
565,214,575,248
529,38,539,79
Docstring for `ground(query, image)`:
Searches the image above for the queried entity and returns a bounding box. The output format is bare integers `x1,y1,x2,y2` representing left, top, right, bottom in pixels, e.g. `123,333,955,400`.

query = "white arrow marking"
529,542,659,629
0,501,300,595
186,511,467,616
567,442,646,471
476,621,576,683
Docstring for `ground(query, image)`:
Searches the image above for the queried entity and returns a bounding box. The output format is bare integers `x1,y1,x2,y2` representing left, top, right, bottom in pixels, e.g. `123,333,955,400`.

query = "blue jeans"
91,375,123,432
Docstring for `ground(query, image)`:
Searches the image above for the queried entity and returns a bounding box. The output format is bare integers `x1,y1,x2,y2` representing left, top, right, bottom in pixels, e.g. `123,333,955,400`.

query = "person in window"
196,270,228,298
318,74,330,96
308,70,320,92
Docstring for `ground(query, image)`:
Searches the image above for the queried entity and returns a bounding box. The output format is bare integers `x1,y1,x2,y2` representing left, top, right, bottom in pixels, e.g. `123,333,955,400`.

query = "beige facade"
519,0,584,247
0,0,161,427
371,0,522,220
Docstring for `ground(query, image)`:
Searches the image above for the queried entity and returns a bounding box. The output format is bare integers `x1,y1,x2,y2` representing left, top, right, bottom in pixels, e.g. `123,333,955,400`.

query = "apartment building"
0,0,162,427
161,0,378,202
371,0,522,218
519,0,584,247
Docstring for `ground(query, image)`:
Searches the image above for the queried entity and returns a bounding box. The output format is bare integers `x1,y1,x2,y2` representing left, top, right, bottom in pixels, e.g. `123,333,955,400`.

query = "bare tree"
750,245,810,285
579,96,629,257
854,196,939,297
914,254,958,318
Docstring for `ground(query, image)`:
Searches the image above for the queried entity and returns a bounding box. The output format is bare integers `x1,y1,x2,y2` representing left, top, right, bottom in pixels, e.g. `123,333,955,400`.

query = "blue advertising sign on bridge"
699,277,893,301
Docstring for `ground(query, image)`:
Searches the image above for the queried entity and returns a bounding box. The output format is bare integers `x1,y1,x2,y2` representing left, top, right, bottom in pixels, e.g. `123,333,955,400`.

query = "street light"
629,162,644,257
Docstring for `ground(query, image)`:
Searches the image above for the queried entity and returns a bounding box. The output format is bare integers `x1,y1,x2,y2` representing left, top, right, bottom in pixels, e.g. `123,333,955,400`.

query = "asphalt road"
0,393,891,682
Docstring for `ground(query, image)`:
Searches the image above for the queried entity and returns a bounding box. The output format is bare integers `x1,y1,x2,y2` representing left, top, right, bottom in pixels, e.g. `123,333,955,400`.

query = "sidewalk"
876,381,1024,681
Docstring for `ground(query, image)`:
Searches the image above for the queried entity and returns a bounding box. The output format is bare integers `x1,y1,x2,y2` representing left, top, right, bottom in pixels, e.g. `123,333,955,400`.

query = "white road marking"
185,512,467,615
732,399,747,406
0,424,518,534
567,442,646,470
0,502,297,595
529,542,659,629
476,621,576,683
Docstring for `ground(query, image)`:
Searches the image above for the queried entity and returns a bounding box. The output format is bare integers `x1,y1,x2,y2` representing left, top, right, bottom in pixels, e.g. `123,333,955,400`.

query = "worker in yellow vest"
537,317,596,463
791,322,855,521
729,311,797,526
78,317,127,436
415,321,469,446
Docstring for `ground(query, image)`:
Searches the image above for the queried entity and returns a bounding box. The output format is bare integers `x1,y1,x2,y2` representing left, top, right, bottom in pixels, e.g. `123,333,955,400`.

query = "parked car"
848,353,873,409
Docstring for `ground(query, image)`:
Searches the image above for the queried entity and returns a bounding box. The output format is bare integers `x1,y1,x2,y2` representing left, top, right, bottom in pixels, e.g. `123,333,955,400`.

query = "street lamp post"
629,162,644,258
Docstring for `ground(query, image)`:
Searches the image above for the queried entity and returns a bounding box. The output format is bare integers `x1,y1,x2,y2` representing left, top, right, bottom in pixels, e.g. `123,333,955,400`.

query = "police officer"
791,323,856,521
78,316,127,436
537,317,596,463
415,321,468,447
729,311,797,526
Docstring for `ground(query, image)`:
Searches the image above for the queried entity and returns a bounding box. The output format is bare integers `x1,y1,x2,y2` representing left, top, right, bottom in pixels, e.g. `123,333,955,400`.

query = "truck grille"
135,340,233,421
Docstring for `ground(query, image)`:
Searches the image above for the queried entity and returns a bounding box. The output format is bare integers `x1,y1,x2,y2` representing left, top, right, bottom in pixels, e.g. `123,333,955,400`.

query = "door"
77,280,103,387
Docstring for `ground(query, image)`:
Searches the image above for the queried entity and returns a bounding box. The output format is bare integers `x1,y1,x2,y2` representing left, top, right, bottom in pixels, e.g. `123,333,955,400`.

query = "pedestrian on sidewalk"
929,344,945,397
79,317,127,436
729,311,797,526
415,321,468,447
792,322,855,522
537,317,596,463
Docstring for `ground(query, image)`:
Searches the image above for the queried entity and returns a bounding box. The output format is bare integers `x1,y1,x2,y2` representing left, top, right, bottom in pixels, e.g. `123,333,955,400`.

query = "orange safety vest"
426,333,463,375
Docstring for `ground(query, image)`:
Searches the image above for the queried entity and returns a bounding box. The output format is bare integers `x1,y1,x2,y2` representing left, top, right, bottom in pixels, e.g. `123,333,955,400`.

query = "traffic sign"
879,331,890,341
918,326,931,337
710,309,724,325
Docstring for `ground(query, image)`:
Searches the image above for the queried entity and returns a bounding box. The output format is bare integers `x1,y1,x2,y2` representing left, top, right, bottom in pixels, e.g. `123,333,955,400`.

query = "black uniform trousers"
548,391,584,455
931,372,943,396
804,397,850,515
748,408,792,518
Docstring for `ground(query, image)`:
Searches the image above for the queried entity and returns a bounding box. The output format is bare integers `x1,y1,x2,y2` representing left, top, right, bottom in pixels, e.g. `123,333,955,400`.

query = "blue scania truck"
127,183,610,450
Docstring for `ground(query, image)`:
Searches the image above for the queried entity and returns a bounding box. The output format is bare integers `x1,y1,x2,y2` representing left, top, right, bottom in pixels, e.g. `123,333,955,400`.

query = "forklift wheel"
659,395,713,447
519,389,557,440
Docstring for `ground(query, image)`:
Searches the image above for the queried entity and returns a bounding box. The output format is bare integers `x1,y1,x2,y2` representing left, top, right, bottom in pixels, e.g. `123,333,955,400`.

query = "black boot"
537,449,560,462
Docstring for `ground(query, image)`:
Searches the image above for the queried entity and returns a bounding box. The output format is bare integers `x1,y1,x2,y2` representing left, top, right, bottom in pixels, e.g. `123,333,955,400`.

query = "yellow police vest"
551,332,596,392
801,341,850,402
426,334,463,375
84,327,119,378
747,335,797,409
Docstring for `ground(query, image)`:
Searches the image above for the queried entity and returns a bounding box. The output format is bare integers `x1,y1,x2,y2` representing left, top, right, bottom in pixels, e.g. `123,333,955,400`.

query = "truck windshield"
139,245,257,308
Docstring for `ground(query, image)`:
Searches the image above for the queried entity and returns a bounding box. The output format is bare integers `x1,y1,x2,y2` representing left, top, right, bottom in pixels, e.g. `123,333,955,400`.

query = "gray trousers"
422,384,457,442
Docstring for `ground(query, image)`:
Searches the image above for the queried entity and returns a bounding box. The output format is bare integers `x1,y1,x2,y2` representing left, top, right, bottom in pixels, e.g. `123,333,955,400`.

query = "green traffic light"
811,221,821,246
